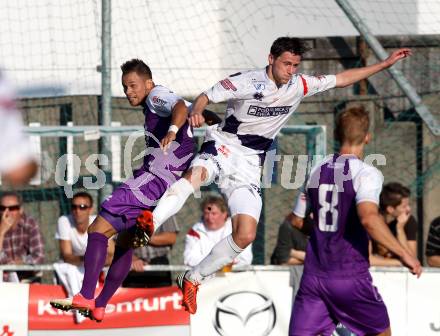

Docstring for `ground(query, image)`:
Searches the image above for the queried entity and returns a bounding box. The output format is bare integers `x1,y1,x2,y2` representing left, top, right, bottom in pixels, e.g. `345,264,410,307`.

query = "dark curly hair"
270,37,310,58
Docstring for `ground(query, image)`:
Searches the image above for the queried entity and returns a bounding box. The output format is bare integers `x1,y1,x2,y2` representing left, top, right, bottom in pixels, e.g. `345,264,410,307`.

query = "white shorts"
190,131,262,221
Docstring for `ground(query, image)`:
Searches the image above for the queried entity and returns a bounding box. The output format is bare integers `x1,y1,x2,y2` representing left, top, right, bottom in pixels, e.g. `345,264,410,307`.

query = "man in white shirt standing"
142,36,413,314
184,194,252,268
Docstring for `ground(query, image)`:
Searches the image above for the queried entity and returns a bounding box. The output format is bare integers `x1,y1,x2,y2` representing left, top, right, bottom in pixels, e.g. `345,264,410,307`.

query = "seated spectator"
54,191,114,323
121,216,179,288
370,182,418,266
0,191,44,282
271,212,312,265
55,191,114,265
426,217,440,267
184,194,252,269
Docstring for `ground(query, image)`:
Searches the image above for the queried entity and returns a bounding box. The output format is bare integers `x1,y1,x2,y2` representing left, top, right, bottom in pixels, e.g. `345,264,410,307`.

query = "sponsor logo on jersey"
217,144,230,157
152,95,166,106
287,76,297,89
220,79,237,91
253,92,264,101
247,105,291,117
253,82,265,91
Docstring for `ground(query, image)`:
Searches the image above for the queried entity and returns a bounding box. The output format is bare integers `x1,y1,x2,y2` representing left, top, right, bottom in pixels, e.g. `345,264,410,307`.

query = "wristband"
168,125,179,133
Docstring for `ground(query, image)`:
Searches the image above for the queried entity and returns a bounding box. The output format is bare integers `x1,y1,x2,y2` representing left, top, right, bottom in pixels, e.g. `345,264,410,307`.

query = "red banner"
28,284,189,330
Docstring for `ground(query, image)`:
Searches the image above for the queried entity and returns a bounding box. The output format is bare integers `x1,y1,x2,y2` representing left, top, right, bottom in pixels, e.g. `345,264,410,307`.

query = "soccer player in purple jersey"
50,59,220,322
289,106,422,336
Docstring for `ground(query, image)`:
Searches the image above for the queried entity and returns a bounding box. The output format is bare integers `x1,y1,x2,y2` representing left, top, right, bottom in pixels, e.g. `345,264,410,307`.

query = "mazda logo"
213,291,276,336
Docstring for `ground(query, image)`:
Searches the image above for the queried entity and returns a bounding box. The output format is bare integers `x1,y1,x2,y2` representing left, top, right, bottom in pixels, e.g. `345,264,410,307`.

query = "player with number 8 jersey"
289,106,422,336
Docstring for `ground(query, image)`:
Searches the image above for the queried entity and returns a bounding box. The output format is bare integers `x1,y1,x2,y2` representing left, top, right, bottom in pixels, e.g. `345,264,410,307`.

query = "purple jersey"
140,85,194,174
300,154,383,278
100,85,195,231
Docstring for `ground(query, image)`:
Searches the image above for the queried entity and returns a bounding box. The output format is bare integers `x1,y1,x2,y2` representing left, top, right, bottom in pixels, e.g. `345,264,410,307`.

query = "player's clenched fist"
160,131,177,152
189,112,205,128
384,48,412,67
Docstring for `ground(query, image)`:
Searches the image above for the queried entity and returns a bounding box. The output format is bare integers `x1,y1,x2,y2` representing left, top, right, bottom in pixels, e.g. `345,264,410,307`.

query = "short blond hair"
334,106,370,145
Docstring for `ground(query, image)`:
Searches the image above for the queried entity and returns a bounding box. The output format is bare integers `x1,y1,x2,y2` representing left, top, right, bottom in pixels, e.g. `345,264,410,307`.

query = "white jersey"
204,68,336,156
0,73,34,174
183,218,253,267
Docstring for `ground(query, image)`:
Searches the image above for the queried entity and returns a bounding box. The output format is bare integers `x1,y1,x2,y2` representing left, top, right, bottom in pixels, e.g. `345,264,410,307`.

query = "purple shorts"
99,173,169,232
289,273,389,336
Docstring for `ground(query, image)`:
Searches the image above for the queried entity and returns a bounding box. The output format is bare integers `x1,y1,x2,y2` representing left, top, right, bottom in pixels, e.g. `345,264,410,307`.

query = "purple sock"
95,246,133,308
80,232,109,299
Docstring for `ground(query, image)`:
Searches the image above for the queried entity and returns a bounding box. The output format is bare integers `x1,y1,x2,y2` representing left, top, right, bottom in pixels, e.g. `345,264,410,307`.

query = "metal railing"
1,264,439,283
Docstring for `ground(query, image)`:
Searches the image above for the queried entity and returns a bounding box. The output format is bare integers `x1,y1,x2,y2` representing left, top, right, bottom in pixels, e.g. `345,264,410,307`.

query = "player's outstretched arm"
160,100,189,150
357,201,422,277
335,48,412,88
189,93,210,128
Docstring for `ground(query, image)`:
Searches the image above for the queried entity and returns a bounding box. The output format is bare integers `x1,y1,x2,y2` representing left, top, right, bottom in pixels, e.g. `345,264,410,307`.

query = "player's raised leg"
177,186,262,314
144,165,210,235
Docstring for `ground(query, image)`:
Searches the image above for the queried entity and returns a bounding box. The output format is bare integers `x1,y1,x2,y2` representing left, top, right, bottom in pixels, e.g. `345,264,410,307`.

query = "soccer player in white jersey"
142,36,413,314
0,72,37,184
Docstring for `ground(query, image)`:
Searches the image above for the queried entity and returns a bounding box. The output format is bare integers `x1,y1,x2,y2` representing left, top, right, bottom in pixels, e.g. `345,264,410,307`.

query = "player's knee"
233,231,256,248
88,216,116,237
185,166,208,185
87,220,100,234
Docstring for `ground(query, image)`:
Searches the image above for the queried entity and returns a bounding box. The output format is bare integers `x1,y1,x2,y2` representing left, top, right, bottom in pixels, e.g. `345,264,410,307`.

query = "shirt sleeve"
353,166,384,205
183,225,204,267
147,87,182,118
55,216,71,240
292,190,308,218
299,74,336,98
160,216,180,233
404,215,418,241
0,250,10,264
270,221,294,265
204,72,249,103
24,217,45,264
426,218,440,256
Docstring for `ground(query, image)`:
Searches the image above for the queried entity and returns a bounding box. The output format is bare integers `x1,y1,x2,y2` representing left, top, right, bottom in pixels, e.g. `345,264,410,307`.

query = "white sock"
188,235,244,283
153,178,194,231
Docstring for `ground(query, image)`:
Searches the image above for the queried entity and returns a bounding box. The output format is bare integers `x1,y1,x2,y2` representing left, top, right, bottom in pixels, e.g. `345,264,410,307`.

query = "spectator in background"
0,191,44,282
121,217,179,288
54,192,114,288
0,71,37,185
184,195,252,269
370,182,418,266
426,217,440,267
54,191,114,323
271,212,312,265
